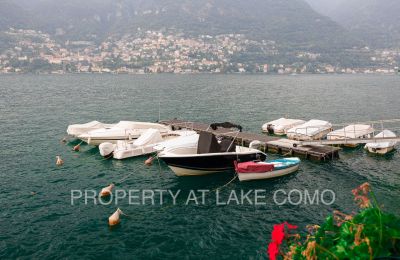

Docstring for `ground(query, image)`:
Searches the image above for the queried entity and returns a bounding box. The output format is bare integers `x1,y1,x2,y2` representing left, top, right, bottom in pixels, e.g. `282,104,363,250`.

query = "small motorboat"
262,118,305,135
286,119,332,141
67,121,115,137
158,131,266,176
78,121,171,145
365,130,397,154
327,124,374,147
99,129,197,159
236,157,300,181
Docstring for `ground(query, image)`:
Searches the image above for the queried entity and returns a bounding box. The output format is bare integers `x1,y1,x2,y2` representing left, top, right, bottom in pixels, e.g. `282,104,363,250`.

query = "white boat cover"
262,118,305,133
153,133,199,152
286,119,332,137
67,121,112,136
327,124,374,139
132,129,163,147
113,121,168,130
365,130,397,149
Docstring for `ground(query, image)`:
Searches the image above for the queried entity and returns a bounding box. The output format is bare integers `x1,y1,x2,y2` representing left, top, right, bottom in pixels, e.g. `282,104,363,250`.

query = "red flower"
267,222,298,259
284,222,298,230
267,241,279,260
271,224,285,245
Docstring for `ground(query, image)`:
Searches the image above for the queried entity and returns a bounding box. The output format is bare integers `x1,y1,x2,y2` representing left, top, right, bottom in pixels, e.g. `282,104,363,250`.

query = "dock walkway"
160,119,340,161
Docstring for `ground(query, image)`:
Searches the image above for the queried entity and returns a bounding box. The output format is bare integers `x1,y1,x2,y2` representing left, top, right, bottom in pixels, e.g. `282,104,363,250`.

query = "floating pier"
160,119,341,161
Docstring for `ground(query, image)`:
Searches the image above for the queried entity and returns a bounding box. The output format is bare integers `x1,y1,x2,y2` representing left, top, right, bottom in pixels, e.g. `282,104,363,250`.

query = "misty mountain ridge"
0,0,361,52
305,0,400,48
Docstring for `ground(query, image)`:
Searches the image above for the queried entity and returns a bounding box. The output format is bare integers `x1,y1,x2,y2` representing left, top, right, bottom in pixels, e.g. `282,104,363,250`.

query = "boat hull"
79,136,139,145
160,152,266,176
366,146,395,155
238,164,299,181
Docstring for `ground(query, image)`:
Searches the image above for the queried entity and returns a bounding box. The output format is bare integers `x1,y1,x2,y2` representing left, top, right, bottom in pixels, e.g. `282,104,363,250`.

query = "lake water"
0,74,399,259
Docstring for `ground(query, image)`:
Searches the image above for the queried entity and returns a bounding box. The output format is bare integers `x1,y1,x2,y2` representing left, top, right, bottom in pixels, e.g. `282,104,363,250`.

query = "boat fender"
109,208,123,226
56,155,64,166
100,183,115,197
73,144,80,151
145,156,154,166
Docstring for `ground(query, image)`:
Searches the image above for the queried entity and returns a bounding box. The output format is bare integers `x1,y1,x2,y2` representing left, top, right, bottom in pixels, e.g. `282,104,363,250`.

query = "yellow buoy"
144,156,154,166
108,208,123,226
56,155,64,166
100,183,115,197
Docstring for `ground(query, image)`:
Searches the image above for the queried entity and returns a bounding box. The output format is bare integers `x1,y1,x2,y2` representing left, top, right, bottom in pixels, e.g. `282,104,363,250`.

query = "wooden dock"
160,119,341,161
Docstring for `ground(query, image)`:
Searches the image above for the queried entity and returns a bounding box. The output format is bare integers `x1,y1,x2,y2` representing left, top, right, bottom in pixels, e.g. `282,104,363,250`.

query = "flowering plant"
267,183,400,259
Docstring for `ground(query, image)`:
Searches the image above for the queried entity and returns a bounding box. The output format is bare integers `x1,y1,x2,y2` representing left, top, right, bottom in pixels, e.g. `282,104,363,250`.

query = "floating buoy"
73,144,80,152
100,183,115,197
145,156,154,166
56,155,64,166
109,208,123,226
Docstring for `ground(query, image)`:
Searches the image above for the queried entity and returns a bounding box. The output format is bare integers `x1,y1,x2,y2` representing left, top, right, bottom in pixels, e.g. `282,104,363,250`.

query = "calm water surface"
0,74,399,259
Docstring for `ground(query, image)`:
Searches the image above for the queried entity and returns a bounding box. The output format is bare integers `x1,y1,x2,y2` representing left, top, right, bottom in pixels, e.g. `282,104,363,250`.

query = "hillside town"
0,28,399,74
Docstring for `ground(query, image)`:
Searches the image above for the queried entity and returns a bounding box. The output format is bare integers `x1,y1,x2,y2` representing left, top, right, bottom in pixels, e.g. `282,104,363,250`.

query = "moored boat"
286,119,332,141
78,121,171,145
67,121,115,137
158,131,266,176
365,130,397,154
262,118,305,135
327,124,374,147
99,129,197,159
236,157,300,181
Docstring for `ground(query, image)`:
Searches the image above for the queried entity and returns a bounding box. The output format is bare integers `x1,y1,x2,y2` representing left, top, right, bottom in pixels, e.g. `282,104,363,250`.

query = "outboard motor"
99,142,116,158
266,124,274,134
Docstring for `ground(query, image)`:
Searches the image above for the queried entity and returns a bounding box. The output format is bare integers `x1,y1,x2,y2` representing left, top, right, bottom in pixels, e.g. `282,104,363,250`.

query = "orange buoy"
100,183,115,197
73,144,80,152
56,155,64,166
144,156,154,166
108,208,123,226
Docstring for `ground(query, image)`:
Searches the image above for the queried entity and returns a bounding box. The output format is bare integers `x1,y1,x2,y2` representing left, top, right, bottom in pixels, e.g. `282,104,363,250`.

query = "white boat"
236,157,300,181
286,119,333,141
78,121,171,145
365,130,397,154
67,121,115,137
99,129,197,159
158,131,266,176
262,118,305,135
327,124,374,147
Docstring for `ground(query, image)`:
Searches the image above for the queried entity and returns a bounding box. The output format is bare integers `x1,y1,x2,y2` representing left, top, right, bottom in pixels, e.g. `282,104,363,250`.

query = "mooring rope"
282,149,292,157
211,173,238,192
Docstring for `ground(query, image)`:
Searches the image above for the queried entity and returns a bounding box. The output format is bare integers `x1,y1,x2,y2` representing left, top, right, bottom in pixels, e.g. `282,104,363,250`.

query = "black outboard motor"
266,124,274,134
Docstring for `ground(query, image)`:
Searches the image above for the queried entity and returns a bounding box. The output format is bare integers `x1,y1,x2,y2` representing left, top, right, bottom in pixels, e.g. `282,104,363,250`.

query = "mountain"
0,0,360,51
305,0,400,48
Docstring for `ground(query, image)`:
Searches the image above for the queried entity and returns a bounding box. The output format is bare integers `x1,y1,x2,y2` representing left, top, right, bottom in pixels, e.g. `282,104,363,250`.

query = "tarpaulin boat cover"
210,122,243,132
235,161,274,173
197,131,220,154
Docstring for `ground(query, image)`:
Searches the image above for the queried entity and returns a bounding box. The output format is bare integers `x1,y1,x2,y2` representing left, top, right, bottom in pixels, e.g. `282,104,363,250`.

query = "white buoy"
108,208,123,226
56,156,64,166
100,183,115,197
